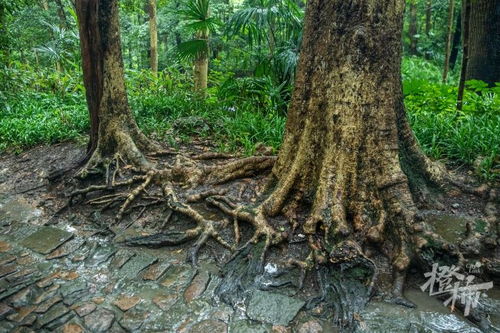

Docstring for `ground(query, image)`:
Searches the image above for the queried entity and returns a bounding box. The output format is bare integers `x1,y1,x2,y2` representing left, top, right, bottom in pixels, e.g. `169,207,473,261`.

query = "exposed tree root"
70,144,480,327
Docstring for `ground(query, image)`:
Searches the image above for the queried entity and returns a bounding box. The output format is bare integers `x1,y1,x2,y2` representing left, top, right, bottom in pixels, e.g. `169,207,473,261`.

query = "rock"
35,295,62,313
0,254,16,265
73,302,96,317
229,320,271,333
20,226,73,255
452,203,460,208
60,281,88,305
247,290,305,326
58,271,80,281
109,249,135,269
119,252,158,279
6,268,36,285
46,238,85,260
355,300,483,333
85,244,117,267
297,320,323,333
113,295,141,311
142,260,171,281
34,283,60,304
36,303,70,328
0,241,11,252
0,263,17,278
160,265,196,290
84,308,115,332
20,313,37,326
190,319,227,333
62,323,84,333
7,305,35,323
119,307,149,331
184,271,210,303
11,327,35,333
0,302,14,319
272,326,291,333
8,286,33,308
45,311,75,330
92,297,105,305
36,272,60,288
152,294,178,311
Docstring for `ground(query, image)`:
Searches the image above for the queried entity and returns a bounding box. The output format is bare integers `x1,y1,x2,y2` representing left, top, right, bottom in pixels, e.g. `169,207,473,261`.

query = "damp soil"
0,142,498,332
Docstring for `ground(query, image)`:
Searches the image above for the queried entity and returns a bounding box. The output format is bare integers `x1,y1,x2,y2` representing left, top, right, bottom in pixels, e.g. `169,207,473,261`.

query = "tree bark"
465,0,500,86
53,0,68,28
442,0,455,83
425,0,432,35
193,31,209,95
457,0,471,110
450,8,461,70
148,0,158,75
75,0,157,171
261,0,443,297
408,0,418,55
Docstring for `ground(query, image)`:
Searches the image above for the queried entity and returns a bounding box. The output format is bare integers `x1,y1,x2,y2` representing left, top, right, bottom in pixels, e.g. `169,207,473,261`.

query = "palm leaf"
175,39,209,60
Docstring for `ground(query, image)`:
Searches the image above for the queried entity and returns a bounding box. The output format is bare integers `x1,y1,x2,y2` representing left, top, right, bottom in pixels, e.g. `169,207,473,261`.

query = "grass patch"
1,59,498,180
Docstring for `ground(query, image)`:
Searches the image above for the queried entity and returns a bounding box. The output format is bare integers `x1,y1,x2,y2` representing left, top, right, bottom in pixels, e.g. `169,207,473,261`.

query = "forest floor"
0,142,498,332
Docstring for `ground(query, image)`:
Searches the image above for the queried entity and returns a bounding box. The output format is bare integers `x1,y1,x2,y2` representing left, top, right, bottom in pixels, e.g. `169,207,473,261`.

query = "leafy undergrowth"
1,58,498,180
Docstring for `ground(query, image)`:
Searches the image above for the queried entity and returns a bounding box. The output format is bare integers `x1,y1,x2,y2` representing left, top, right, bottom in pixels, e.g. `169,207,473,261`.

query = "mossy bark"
465,0,500,86
261,0,441,295
76,0,158,172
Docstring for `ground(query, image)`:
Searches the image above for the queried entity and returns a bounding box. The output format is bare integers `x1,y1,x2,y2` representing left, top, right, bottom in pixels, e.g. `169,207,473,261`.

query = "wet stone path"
1,196,498,333
0,194,319,333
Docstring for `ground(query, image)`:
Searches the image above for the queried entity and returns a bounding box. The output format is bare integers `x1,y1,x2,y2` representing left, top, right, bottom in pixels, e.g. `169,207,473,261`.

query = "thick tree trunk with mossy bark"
465,0,500,86
76,0,159,173
256,0,447,300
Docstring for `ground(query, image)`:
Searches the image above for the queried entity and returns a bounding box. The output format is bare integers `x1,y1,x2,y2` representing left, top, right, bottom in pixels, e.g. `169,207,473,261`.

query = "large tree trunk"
148,0,158,75
75,0,158,172
442,0,455,82
408,0,418,55
261,0,443,298
450,8,461,70
457,0,471,110
465,0,500,86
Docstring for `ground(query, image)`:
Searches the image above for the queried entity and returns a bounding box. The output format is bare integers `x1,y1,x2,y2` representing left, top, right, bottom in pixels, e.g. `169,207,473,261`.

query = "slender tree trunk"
450,8,461,70
425,0,432,35
262,0,444,298
0,5,8,62
465,0,500,86
75,0,157,170
408,0,418,55
148,0,158,75
53,0,68,28
457,0,471,110
40,0,49,10
193,30,209,95
443,0,455,83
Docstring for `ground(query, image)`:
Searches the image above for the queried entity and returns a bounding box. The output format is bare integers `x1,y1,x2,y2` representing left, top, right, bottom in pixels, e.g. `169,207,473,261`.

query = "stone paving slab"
247,290,305,326
20,227,73,255
119,252,158,279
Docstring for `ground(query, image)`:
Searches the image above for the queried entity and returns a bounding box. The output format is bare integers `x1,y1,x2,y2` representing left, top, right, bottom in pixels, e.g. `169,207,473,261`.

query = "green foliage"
403,60,500,180
1,0,498,183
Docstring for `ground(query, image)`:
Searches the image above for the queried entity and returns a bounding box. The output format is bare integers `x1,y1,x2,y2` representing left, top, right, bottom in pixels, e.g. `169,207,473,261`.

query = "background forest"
1,0,499,180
